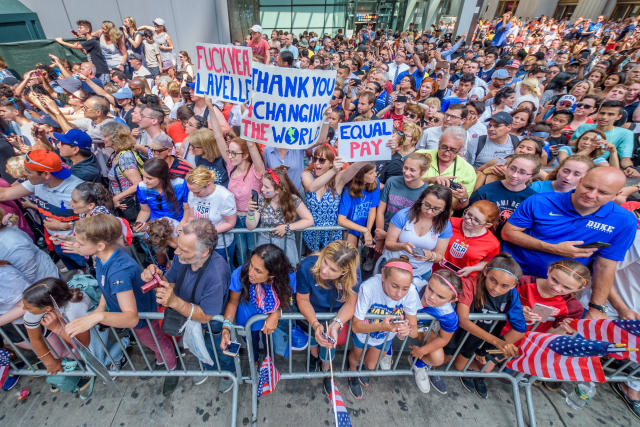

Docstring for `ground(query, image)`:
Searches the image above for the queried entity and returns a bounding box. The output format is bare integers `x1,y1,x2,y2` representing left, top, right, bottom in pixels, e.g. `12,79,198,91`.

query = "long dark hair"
143,158,178,212
408,185,452,234
23,277,83,308
348,162,377,198
74,182,114,212
239,244,292,309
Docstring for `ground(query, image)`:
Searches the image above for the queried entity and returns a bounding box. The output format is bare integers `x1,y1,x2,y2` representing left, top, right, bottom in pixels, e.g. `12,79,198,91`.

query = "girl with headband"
409,269,462,395
443,252,526,399
347,255,421,400
246,165,314,265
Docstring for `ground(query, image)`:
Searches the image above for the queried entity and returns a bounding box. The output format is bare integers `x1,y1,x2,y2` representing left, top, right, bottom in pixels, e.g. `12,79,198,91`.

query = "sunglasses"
155,194,163,210
150,147,169,154
404,112,418,119
25,154,53,171
312,156,329,164
575,103,594,109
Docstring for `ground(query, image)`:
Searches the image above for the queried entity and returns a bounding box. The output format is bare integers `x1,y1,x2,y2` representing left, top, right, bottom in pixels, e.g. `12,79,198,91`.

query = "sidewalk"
0,372,634,426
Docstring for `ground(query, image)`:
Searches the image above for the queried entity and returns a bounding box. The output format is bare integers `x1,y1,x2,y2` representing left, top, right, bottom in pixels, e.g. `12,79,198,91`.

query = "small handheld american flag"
507,332,616,382
329,382,352,427
0,349,10,388
570,319,640,362
257,337,280,397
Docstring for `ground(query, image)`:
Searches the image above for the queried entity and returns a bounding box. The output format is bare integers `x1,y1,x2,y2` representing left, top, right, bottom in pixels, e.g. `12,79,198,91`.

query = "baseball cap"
129,52,143,62
148,133,174,151
153,18,165,26
492,69,510,80
113,87,134,100
489,111,513,125
557,94,577,106
57,77,82,93
309,37,318,43
250,24,263,34
53,129,92,150
186,82,195,89
24,149,72,179
31,114,60,128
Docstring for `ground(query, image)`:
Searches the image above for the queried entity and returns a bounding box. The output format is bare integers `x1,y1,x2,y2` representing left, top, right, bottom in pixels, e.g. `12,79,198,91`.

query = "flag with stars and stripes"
0,349,10,387
329,381,352,427
257,354,280,397
506,332,613,382
570,319,639,362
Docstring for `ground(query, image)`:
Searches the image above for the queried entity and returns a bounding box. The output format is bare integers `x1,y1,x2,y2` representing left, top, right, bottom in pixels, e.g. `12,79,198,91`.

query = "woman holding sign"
301,144,368,252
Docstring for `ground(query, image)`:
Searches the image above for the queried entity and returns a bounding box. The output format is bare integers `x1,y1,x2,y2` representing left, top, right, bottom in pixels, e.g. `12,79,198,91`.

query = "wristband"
222,319,233,330
285,223,291,234
332,317,344,329
37,350,51,359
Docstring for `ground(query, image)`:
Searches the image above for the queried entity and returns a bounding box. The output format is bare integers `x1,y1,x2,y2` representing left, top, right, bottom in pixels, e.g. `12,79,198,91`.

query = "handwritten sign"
338,120,393,162
241,63,336,149
194,43,252,104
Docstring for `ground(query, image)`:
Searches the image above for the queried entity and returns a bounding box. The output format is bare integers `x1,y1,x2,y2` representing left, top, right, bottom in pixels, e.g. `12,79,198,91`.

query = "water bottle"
565,382,596,410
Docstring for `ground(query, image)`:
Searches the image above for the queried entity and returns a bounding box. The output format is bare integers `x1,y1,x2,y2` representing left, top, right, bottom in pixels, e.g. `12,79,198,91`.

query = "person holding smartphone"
296,240,361,395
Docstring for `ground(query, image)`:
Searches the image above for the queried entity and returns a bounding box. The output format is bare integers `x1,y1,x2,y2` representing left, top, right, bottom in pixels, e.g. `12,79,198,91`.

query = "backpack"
114,149,145,177
67,273,101,310
475,134,520,161
45,359,94,398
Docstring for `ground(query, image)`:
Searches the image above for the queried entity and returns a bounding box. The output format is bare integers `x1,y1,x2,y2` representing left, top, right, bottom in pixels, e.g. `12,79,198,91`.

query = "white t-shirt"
0,226,60,283
23,292,92,329
354,274,421,347
188,185,237,249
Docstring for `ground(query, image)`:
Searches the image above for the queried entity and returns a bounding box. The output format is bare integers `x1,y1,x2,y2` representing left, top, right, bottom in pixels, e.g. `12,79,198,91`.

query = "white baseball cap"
153,17,165,26
250,24,263,34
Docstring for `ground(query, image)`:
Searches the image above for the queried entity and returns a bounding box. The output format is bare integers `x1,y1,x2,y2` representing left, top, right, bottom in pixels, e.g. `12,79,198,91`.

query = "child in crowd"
409,269,462,394
348,255,420,399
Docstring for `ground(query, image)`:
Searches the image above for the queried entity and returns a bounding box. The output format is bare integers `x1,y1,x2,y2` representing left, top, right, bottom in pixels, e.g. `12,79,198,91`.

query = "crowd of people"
0,11,639,419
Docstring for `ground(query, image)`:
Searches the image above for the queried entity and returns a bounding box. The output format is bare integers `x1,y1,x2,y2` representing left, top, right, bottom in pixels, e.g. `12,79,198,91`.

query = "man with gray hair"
417,125,476,211
141,218,234,394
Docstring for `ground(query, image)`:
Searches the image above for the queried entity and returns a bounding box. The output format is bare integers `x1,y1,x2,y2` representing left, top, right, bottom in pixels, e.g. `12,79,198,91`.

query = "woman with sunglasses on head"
379,185,453,282
187,128,229,187
435,200,500,279
133,158,189,232
301,144,364,252
247,166,313,265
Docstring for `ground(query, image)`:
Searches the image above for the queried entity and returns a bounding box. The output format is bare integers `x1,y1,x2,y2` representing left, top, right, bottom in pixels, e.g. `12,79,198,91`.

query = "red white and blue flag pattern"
257,354,280,397
570,319,640,362
329,381,352,427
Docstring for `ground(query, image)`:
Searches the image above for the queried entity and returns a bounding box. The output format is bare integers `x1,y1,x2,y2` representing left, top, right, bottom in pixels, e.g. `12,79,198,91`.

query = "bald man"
502,167,637,319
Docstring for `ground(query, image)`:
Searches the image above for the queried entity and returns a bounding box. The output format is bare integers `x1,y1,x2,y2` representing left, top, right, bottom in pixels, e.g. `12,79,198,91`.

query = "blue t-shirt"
556,146,606,166
95,249,154,328
338,179,381,237
570,124,634,160
137,178,189,221
469,181,536,233
417,303,458,333
295,255,361,312
164,252,231,317
441,96,467,112
229,266,297,331
503,191,638,277
530,180,555,193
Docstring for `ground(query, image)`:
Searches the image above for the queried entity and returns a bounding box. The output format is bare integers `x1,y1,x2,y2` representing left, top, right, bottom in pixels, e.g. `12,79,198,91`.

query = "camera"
449,179,463,190
141,273,163,293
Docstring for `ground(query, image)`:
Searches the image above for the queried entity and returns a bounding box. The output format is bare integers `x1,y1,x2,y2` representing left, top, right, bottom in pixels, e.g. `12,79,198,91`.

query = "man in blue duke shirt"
502,167,637,320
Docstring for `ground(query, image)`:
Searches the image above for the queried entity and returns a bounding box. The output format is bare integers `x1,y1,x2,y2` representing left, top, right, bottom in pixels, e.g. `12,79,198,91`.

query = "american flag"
570,319,640,362
0,349,10,388
257,354,280,397
506,332,613,382
329,381,352,427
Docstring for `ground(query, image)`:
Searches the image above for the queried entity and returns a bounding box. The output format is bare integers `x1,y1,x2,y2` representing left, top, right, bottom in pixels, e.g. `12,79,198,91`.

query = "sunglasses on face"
404,112,418,119
575,103,594,109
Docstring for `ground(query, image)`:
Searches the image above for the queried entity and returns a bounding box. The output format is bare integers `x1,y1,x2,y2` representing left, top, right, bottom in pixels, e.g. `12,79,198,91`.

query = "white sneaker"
380,354,392,370
409,356,430,393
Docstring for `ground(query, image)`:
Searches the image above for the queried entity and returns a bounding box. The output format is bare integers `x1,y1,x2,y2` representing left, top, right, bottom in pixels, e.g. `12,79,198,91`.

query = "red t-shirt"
383,110,404,130
433,217,500,279
515,277,584,333
247,38,270,62
167,121,188,144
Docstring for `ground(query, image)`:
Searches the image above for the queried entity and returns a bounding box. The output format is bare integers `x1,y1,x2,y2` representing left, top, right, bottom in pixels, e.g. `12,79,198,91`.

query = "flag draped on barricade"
570,319,640,362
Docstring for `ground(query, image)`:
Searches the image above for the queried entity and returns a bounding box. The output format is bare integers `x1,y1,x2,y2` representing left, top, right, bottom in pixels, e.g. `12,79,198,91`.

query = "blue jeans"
54,244,86,270
233,215,256,267
203,322,235,373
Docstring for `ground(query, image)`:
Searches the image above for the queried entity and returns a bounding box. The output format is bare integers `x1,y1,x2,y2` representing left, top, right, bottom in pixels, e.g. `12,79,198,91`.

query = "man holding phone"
502,167,637,319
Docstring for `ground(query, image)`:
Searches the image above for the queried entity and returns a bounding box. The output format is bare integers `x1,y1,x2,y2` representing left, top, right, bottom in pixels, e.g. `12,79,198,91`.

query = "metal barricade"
243,312,526,427
0,313,244,427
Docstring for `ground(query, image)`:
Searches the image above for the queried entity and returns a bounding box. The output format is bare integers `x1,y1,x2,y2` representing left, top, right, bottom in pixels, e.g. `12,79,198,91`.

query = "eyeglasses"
404,112,418,119
421,201,443,213
312,156,329,165
463,208,489,226
150,147,169,154
487,122,505,129
575,103,594,109
24,154,52,170
140,114,154,120
227,150,243,157
427,117,442,123
439,145,460,153
444,113,462,120
507,165,533,176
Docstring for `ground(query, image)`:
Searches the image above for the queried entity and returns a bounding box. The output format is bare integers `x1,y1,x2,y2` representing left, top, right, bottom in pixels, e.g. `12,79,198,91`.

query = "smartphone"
531,303,558,320
575,241,611,249
251,190,259,204
321,332,336,344
439,259,461,273
581,50,590,59
223,341,241,357
412,247,426,257
390,316,406,324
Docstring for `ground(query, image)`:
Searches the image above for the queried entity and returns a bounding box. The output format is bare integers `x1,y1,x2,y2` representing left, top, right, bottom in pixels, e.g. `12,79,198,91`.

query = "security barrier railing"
3,310,639,427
